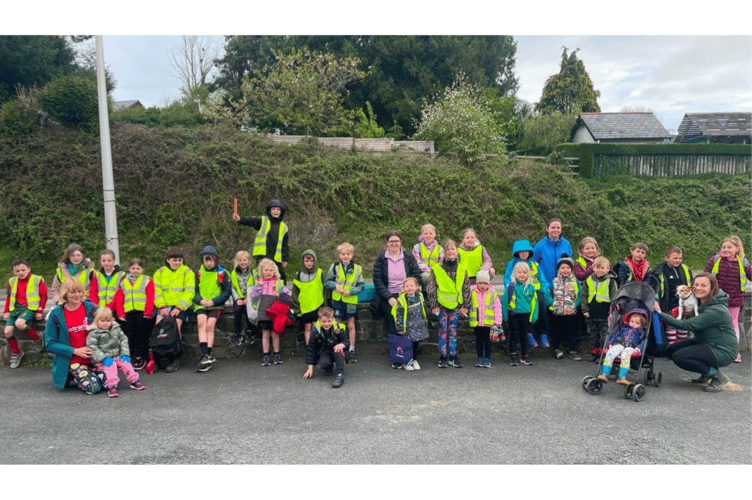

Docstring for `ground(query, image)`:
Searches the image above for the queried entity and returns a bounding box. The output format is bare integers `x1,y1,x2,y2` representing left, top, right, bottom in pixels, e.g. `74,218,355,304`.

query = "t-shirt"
64,304,90,366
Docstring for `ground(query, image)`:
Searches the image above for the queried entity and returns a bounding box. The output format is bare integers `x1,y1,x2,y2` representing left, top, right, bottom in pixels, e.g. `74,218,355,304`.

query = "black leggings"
475,326,491,359
665,339,718,375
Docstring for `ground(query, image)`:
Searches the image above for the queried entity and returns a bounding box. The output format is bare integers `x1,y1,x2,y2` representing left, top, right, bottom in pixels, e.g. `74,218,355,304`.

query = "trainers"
475,357,484,367
129,381,145,391
554,349,564,359
448,355,463,368
438,356,448,368
483,358,491,368
403,360,415,371
569,351,582,361
164,359,180,372
392,362,402,369
734,354,742,363
519,356,533,366
332,373,344,388
234,334,244,346
197,355,212,372
9,350,24,369
132,358,145,370
588,353,600,363
509,353,519,366
526,333,538,348
616,378,630,385
703,370,730,392
108,387,119,398
348,348,357,363
539,334,550,348
597,374,609,383
412,359,421,371
273,353,283,365
261,354,271,366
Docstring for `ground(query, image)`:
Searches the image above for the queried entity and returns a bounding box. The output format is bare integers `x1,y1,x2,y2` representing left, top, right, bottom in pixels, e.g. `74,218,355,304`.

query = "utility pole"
95,35,120,264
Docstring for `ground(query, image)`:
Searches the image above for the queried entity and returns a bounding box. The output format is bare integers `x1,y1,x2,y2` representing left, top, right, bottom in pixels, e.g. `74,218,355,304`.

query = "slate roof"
113,100,143,111
676,112,751,139
575,112,672,141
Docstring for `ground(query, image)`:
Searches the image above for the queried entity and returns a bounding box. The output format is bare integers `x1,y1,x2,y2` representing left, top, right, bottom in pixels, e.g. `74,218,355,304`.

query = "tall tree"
535,47,600,115
168,35,221,96
0,36,76,103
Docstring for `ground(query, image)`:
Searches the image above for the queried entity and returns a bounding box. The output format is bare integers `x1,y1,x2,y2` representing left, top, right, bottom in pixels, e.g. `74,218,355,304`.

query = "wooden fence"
592,153,751,178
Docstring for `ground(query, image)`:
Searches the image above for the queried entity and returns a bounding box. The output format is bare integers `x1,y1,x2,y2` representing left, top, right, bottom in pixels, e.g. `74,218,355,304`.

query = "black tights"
665,339,718,375
474,326,491,359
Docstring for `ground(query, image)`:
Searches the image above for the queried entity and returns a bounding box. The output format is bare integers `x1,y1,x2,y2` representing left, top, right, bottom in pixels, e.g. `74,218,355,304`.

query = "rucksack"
149,316,182,364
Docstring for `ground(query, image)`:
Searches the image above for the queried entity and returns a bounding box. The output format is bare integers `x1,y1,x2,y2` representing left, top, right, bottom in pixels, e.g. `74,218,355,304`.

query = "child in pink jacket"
470,271,502,368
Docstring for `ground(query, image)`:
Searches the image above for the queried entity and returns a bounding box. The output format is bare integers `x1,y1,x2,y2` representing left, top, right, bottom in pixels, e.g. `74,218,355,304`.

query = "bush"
37,73,99,130
0,98,36,136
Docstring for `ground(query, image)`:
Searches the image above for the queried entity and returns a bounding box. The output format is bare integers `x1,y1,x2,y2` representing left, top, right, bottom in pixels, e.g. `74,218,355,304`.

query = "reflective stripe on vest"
711,257,747,292
253,216,288,262
57,267,91,290
419,243,441,268
432,263,465,309
121,275,147,313
154,265,194,310
331,263,361,305
508,284,537,323
293,269,325,314
457,246,483,278
9,275,43,312
95,271,124,307
586,275,612,303
231,269,253,298
469,289,498,327
658,264,692,298
391,292,427,326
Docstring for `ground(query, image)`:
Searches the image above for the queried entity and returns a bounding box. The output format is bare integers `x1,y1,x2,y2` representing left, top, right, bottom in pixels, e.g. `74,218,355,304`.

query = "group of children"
4,198,749,392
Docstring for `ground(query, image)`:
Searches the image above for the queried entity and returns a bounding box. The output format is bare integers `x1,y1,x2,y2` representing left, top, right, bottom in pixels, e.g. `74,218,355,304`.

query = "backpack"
149,316,182,365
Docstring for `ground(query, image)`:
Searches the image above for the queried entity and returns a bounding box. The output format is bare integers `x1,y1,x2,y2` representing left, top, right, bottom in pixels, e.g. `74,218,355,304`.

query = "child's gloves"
119,355,130,363
102,357,114,367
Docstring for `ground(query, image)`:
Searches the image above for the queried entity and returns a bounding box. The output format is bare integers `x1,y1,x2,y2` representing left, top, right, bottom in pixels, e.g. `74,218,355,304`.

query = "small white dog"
676,285,699,319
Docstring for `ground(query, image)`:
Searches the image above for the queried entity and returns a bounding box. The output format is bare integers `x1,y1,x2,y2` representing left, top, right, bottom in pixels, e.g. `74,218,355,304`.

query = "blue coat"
532,236,573,284
44,300,98,389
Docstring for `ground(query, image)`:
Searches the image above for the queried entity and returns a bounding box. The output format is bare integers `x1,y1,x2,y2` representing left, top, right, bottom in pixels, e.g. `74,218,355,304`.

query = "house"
571,112,673,143
112,100,144,111
674,112,751,144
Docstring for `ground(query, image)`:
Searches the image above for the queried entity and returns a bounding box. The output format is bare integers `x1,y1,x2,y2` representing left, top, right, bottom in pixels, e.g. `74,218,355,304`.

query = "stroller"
582,281,665,402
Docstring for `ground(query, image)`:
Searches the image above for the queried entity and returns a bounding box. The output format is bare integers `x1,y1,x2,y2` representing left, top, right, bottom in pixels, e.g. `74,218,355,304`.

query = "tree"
413,77,506,166
211,36,285,100
0,36,76,103
535,47,600,115
515,111,578,155
168,35,221,96
37,73,99,130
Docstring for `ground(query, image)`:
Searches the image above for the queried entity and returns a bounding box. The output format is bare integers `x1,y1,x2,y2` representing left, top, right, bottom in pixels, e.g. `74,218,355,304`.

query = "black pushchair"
582,281,665,402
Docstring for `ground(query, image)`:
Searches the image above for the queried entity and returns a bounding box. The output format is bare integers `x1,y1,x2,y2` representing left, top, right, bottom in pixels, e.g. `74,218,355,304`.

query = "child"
50,243,94,305
412,224,444,289
324,243,364,363
152,248,196,372
111,258,155,370
230,250,255,346
303,307,348,388
86,307,145,398
4,260,48,368
503,239,551,349
549,255,582,360
614,242,657,289
502,261,539,366
88,249,125,308
457,228,495,285
233,199,290,283
580,256,618,361
652,246,694,344
597,310,648,385
292,249,325,346
573,236,603,282
469,270,502,368
392,276,429,370
427,239,471,368
704,235,752,362
249,258,292,366
193,246,232,372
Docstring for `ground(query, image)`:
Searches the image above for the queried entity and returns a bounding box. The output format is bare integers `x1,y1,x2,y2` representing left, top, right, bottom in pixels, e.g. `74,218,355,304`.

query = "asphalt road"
1,348,750,466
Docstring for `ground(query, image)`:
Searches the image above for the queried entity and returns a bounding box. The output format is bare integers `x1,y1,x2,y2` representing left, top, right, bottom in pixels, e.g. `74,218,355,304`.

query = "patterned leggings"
95,358,140,389
437,308,460,357
602,344,635,374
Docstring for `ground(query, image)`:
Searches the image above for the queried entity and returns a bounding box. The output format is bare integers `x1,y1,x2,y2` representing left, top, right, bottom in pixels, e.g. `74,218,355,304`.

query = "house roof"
676,112,752,138
575,112,672,140
113,100,143,111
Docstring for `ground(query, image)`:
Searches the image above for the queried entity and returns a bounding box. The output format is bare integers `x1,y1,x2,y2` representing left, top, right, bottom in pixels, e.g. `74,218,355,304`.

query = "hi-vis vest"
711,256,748,292
120,275,148,313
419,243,442,269
331,263,362,305
195,266,225,311
658,264,692,299
8,275,43,312
154,265,195,311
586,275,612,303
253,216,288,262
526,261,543,291
457,246,483,278
293,269,324,314
94,270,125,308
56,266,92,291
432,263,465,309
507,283,538,322
469,289,498,327
391,292,427,326
231,269,254,299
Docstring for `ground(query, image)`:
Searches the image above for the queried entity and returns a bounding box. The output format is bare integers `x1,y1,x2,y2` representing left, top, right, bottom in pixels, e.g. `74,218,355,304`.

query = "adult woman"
659,272,739,392
50,243,94,305
44,278,101,394
532,218,573,285
371,230,421,337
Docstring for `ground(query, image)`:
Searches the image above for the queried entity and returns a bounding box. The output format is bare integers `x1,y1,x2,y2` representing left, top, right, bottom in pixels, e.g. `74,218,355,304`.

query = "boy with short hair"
291,249,325,346
549,255,582,360
580,256,618,361
88,249,125,308
233,199,290,283
4,260,48,368
303,307,348,388
652,245,693,343
193,246,232,372
324,242,364,362
615,242,656,288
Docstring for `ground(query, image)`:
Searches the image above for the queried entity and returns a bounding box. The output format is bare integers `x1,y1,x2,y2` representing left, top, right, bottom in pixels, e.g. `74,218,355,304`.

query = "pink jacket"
470,284,502,326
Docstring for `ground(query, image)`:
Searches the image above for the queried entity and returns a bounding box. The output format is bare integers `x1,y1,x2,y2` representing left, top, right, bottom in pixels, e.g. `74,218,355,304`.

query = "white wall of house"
572,125,595,143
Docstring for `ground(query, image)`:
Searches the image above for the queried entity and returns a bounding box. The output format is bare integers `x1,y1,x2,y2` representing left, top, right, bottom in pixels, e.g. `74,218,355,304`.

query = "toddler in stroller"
597,309,648,385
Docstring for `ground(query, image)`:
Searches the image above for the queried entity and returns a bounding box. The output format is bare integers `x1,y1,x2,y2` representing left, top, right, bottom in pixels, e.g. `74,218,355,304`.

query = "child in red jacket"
110,258,155,370
4,259,48,368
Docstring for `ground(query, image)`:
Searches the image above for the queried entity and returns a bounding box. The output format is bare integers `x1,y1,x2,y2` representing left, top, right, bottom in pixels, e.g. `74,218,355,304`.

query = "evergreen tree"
535,47,600,115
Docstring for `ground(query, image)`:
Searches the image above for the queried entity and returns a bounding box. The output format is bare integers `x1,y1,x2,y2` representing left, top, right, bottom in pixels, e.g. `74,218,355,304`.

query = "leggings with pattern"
602,344,635,374
438,308,460,357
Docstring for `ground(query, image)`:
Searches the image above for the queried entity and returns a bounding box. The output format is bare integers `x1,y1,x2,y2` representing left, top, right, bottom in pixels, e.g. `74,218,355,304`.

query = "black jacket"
370,250,421,317
305,323,349,365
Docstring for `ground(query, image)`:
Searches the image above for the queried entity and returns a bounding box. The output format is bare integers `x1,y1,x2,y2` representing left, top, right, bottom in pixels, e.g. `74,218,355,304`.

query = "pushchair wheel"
653,372,662,387
582,376,594,392
585,378,603,395
625,384,634,399
633,384,646,402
